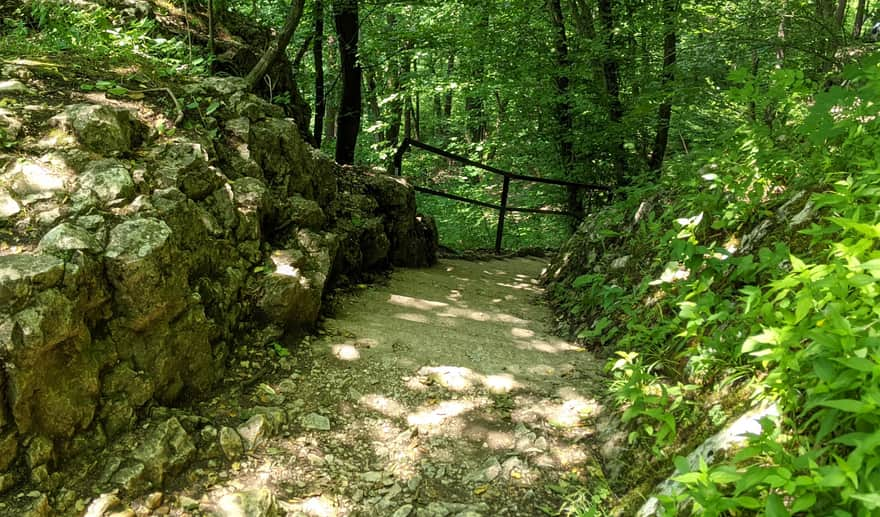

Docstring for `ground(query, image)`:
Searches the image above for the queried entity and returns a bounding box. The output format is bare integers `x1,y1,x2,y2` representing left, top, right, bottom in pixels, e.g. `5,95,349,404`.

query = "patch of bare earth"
132,258,607,516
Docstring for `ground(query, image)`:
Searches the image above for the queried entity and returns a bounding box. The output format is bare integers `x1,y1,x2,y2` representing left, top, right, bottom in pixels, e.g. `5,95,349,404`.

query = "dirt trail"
110,258,606,517
263,257,606,516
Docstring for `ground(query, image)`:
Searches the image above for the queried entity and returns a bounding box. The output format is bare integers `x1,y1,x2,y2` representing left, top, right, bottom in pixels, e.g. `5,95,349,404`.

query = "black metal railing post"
393,139,613,254
392,138,410,176
495,175,511,254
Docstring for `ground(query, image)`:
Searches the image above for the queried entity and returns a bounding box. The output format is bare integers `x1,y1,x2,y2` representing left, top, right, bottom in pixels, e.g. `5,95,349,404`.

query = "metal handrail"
392,138,613,253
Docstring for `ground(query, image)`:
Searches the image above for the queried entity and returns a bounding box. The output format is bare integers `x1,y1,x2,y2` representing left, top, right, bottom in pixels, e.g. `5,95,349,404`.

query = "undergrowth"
552,57,880,515
0,0,211,80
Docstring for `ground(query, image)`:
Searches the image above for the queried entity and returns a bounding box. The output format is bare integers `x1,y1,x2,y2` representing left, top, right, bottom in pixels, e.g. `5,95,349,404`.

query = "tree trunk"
547,0,574,168
647,0,679,173
777,0,787,65
385,47,404,148
333,0,362,165
444,53,454,119
853,0,867,37
207,0,214,55
413,60,421,141
313,0,325,148
547,0,581,224
597,0,626,185
834,0,847,28
245,0,306,91
364,69,382,143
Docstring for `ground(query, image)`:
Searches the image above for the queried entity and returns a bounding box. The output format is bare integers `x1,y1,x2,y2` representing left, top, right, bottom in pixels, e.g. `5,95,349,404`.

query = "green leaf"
672,472,703,484
852,493,880,509
107,86,128,95
817,399,872,413
708,466,741,484
791,493,817,513
205,100,221,115
833,356,875,373
733,496,762,509
765,494,790,517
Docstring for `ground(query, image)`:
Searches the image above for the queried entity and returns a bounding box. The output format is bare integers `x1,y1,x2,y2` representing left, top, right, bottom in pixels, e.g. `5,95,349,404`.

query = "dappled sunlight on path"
265,257,607,515
126,258,606,516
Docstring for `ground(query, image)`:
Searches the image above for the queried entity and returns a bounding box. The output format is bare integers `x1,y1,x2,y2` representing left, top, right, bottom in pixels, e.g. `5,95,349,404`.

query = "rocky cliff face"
0,76,436,494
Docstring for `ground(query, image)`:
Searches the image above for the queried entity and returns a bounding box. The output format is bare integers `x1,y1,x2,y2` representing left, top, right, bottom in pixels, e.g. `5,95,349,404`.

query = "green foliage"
0,0,210,78
557,54,880,515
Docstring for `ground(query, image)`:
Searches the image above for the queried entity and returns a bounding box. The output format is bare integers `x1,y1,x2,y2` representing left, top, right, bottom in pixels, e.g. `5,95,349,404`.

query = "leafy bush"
557,55,880,515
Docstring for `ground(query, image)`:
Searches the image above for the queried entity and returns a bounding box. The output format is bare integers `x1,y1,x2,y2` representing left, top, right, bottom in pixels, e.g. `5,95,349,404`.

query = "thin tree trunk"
245,0,306,91
547,0,581,224
854,0,867,37
835,0,847,28
777,0,787,65
444,54,454,119
313,0,325,148
333,0,361,164
385,48,404,147
364,69,382,143
647,0,679,173
207,0,214,55
597,0,626,185
292,34,313,70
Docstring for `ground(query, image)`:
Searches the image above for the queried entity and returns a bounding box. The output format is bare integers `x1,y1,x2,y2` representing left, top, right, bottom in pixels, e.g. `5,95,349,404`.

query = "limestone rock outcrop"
0,75,437,497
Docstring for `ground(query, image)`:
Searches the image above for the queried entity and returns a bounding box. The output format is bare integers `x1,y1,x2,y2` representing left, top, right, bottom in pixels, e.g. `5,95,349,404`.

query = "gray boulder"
0,253,64,307
0,108,22,140
0,189,20,219
76,159,135,205
132,417,196,485
3,289,100,437
219,426,244,459
104,218,184,328
0,79,32,95
55,104,143,155
154,142,223,200
38,223,102,255
232,177,268,241
0,431,17,471
257,231,336,332
1,157,72,204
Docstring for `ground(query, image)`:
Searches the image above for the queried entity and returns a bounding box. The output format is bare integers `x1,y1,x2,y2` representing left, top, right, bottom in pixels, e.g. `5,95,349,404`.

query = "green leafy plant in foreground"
561,57,880,516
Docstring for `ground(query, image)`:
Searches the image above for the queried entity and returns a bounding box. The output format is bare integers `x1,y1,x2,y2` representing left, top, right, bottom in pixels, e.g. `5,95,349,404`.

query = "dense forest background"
4,0,880,514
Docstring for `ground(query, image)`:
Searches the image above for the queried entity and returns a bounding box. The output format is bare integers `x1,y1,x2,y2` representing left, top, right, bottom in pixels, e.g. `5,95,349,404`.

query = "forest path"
260,257,607,516
116,258,607,517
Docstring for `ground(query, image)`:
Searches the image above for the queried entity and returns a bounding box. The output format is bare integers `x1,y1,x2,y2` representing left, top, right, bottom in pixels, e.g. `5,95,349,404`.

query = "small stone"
219,427,244,459
178,496,199,510
237,414,270,451
84,493,124,517
301,412,331,431
38,223,102,255
0,190,19,219
0,79,31,95
144,492,163,510
22,494,50,517
392,504,413,517
215,488,278,517
30,465,49,486
362,471,382,483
